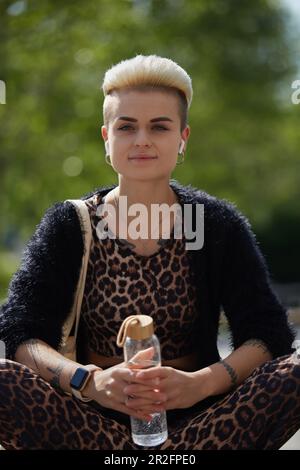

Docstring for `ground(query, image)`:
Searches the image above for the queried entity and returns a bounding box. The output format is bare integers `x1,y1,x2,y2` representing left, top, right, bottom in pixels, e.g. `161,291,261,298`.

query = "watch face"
70,368,89,391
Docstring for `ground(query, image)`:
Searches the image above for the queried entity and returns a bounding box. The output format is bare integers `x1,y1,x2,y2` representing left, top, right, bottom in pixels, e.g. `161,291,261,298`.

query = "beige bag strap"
62,199,92,346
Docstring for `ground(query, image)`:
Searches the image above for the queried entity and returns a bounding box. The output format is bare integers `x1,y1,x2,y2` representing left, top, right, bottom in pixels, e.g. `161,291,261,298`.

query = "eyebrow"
116,116,174,123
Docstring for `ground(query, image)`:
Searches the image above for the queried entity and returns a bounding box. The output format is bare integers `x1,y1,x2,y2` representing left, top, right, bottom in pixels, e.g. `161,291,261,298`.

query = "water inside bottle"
131,412,168,447
126,342,168,446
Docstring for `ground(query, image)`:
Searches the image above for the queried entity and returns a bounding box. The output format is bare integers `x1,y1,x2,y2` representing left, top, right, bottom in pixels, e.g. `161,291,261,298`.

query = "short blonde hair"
102,54,193,132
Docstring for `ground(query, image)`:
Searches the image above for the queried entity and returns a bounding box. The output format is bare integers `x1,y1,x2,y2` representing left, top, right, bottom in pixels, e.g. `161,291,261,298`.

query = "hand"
124,366,210,411
83,348,164,421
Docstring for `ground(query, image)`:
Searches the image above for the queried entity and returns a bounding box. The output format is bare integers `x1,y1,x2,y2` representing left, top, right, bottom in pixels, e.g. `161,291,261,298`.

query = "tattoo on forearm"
47,362,65,390
243,339,270,355
25,339,43,375
219,359,238,389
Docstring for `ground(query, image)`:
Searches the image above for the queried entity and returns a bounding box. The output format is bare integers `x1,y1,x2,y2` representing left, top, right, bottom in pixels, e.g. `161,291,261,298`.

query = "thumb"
127,347,155,369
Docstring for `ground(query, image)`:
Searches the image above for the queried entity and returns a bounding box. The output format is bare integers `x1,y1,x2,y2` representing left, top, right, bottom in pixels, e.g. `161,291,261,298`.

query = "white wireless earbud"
105,141,110,155
179,140,185,154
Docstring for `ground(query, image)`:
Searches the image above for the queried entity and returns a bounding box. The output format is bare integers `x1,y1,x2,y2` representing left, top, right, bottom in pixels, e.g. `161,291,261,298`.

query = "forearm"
14,338,81,394
197,339,272,397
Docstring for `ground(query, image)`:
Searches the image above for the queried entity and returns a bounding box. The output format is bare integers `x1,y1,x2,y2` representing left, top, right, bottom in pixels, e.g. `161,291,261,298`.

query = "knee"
277,354,300,389
0,359,33,389
0,358,25,374
261,354,300,394
274,353,300,376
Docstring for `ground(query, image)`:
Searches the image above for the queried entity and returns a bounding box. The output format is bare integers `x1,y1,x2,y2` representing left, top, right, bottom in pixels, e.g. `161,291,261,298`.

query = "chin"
120,172,168,183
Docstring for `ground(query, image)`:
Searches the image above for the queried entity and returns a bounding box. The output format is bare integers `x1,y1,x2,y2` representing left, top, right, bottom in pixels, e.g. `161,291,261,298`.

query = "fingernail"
140,415,150,422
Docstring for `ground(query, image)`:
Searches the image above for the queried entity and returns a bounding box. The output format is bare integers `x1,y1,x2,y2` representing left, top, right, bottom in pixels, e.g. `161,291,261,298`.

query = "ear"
101,125,108,140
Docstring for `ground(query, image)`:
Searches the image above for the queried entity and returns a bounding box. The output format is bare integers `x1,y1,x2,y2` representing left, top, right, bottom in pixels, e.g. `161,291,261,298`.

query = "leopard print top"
80,193,200,361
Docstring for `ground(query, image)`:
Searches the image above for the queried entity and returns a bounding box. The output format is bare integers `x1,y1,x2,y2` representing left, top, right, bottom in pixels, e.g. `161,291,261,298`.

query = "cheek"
114,140,133,152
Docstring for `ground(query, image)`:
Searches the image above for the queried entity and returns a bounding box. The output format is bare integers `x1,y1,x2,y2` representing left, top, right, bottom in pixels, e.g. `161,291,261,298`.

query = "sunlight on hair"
101,54,193,132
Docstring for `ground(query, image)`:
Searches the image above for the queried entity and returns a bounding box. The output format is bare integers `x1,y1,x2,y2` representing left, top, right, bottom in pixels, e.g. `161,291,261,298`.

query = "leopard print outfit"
0,355,299,449
80,193,200,361
0,196,299,449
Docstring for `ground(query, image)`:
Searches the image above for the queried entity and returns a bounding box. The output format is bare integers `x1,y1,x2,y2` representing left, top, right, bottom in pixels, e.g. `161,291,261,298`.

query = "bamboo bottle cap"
116,315,154,347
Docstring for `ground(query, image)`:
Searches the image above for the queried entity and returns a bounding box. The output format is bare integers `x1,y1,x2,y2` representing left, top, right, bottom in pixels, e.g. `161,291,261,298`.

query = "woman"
0,54,299,450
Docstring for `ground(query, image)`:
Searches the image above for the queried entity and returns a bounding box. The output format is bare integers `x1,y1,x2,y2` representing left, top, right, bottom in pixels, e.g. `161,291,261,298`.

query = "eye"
118,125,133,130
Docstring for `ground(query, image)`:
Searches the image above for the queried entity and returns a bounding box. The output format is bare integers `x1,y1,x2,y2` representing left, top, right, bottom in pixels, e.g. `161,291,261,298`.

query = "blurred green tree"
0,0,299,292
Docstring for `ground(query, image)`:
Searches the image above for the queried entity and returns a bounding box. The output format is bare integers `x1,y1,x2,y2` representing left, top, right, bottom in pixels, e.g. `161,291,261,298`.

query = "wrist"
81,368,103,399
70,364,102,402
199,361,238,396
192,367,215,399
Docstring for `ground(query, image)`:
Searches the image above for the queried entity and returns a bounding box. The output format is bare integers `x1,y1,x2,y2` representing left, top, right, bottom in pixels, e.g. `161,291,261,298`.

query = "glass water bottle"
117,315,168,447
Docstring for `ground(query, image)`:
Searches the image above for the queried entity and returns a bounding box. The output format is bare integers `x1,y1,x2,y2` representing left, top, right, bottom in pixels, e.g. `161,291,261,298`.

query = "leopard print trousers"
0,354,299,450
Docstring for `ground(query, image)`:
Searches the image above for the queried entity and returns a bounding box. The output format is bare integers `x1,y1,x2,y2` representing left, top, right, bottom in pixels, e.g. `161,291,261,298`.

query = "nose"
133,129,152,147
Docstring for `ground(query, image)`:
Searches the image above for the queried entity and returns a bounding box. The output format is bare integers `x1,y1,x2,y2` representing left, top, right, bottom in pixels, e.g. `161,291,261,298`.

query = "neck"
103,178,178,240
117,177,177,209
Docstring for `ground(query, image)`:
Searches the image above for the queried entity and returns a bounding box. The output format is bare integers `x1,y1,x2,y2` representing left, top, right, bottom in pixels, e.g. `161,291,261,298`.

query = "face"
101,89,190,182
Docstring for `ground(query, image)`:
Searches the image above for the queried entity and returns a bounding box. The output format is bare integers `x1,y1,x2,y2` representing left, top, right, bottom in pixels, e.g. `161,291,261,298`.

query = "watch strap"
70,364,102,402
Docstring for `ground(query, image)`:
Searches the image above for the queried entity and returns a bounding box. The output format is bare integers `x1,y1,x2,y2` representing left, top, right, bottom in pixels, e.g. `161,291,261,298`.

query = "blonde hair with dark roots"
101,54,193,132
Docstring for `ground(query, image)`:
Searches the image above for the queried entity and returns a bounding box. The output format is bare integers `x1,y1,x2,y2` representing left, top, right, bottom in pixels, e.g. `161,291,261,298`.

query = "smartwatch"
70,364,101,402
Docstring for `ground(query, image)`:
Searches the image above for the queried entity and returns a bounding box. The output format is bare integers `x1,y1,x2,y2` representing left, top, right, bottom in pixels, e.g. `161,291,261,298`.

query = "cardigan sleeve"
0,201,83,360
220,205,296,359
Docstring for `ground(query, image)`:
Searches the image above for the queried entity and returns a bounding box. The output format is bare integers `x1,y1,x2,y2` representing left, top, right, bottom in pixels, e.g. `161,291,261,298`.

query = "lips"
129,155,157,160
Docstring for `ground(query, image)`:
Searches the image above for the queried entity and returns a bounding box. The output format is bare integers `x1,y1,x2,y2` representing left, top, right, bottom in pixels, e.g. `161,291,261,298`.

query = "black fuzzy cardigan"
0,179,295,367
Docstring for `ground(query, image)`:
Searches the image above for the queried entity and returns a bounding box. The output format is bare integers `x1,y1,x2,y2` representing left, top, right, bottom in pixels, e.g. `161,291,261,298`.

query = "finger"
112,367,137,384
127,347,155,369
125,398,165,413
133,367,167,383
135,366,165,378
134,403,165,413
115,402,153,422
127,392,166,404
140,404,165,413
131,347,155,362
124,383,162,395
126,396,165,408
124,386,166,403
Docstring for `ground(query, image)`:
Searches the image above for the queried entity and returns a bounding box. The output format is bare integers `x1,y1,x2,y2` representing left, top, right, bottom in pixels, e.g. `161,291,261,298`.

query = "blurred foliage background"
0,0,300,302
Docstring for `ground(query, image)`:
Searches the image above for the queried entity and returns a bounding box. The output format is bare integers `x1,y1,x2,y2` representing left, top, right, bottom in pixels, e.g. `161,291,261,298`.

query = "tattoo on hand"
243,339,270,355
47,363,65,390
